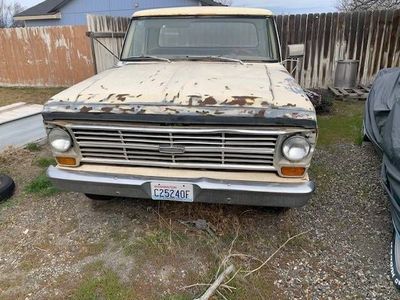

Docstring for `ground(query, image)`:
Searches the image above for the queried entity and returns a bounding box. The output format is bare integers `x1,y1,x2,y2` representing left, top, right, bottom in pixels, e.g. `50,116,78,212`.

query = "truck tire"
391,230,400,290
85,194,116,201
0,175,15,201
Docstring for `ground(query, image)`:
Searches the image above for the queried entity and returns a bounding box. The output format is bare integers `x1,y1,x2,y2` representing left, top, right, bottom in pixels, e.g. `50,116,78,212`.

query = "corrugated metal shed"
0,103,47,151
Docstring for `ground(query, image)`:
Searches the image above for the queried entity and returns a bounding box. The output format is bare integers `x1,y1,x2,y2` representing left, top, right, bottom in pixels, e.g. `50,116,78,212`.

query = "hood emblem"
159,145,186,154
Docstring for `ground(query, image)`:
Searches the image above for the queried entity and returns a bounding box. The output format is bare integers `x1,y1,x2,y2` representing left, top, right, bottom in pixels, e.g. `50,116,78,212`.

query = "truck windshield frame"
120,16,280,63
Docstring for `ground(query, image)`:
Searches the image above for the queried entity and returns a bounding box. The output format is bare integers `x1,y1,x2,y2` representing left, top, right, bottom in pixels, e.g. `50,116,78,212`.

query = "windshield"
121,17,280,62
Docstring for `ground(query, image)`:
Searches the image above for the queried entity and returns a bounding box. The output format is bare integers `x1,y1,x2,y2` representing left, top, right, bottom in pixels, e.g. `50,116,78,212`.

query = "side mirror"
287,44,305,58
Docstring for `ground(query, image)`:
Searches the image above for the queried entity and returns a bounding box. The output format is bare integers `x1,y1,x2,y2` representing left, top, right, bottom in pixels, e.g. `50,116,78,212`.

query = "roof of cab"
133,7,274,18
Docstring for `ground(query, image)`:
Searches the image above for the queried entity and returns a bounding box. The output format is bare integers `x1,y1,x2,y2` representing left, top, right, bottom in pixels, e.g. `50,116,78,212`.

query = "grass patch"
0,86,65,106
72,264,134,300
35,157,56,168
308,162,335,193
25,143,41,152
317,101,364,146
124,229,175,257
25,174,58,196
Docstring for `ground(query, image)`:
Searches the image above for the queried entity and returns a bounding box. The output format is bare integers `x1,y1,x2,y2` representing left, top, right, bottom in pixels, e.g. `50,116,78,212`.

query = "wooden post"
87,32,98,74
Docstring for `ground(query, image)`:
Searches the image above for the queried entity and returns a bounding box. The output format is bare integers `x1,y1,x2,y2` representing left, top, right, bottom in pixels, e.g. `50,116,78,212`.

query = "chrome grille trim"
68,124,284,171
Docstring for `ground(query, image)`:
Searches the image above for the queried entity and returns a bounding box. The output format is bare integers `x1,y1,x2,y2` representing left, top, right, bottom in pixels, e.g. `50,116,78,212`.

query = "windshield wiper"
123,55,171,63
185,55,245,65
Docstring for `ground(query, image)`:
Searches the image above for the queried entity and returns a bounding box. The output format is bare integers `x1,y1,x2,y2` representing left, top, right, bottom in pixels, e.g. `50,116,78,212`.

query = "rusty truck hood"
43,61,316,125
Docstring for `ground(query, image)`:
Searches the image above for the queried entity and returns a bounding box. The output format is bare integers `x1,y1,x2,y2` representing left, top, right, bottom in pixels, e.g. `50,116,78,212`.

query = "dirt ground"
0,90,398,299
0,87,64,106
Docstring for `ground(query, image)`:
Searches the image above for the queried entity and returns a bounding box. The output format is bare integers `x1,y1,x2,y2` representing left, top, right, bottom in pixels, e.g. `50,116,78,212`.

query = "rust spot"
101,107,113,113
171,92,181,102
107,93,115,100
116,94,130,101
199,96,217,106
139,81,144,84
160,82,164,86
261,101,270,106
284,103,297,108
255,109,266,117
165,108,180,114
80,106,92,113
225,86,230,90
196,110,210,115
136,94,142,98
194,82,198,86
100,85,108,90
222,96,258,106
65,105,70,109
188,95,202,107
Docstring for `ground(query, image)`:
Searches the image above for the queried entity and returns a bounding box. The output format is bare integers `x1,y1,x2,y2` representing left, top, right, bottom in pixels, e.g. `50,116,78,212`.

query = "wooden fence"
0,25,94,87
277,9,400,88
87,15,130,73
0,9,399,88
86,9,400,88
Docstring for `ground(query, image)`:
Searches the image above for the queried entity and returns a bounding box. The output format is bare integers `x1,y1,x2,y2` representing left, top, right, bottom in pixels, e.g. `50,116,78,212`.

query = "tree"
216,0,233,6
337,0,400,11
0,0,24,28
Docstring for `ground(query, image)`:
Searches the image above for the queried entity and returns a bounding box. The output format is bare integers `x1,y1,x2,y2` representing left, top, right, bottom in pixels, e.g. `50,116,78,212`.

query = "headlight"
48,128,72,152
282,136,310,162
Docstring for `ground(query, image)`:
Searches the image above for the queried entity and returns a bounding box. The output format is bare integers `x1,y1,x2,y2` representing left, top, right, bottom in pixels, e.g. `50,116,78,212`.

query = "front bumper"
47,166,315,207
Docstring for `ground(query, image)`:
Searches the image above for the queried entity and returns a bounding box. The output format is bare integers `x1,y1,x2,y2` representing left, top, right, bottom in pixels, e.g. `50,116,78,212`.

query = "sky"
16,0,337,14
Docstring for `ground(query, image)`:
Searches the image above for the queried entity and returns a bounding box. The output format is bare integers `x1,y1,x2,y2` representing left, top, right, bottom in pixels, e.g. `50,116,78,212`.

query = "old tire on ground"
0,175,15,201
85,194,116,201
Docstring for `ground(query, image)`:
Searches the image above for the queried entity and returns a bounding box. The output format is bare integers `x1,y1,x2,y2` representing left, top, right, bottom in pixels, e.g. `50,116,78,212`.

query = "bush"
305,89,333,114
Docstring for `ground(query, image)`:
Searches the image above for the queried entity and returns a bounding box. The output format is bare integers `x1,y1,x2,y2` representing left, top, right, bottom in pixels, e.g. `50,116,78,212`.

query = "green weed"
25,174,58,196
25,143,41,152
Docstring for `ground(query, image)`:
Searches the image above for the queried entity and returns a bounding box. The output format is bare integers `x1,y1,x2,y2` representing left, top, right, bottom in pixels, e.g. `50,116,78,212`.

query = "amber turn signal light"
56,157,77,166
281,167,306,177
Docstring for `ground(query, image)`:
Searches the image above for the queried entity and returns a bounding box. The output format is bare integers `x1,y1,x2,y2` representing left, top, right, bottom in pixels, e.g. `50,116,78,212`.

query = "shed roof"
15,0,224,18
15,0,68,17
133,7,274,17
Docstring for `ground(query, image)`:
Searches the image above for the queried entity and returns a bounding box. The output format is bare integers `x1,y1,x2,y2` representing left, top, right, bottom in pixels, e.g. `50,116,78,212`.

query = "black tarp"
364,68,400,288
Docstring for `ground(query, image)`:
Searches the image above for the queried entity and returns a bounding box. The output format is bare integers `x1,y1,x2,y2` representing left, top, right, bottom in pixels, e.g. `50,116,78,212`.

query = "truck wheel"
0,175,15,201
85,194,116,201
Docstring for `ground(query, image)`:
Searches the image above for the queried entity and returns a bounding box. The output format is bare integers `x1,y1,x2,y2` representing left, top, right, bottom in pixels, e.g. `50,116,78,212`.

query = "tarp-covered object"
364,68,400,288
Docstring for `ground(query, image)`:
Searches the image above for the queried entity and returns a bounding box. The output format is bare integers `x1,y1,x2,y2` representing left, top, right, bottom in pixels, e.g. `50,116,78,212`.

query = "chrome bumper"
47,166,315,207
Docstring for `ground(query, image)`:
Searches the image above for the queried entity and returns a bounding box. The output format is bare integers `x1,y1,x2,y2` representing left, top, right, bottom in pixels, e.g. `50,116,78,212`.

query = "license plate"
150,182,194,202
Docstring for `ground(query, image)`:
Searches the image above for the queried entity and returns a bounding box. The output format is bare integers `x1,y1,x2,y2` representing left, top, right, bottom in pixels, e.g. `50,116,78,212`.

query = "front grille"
69,125,283,171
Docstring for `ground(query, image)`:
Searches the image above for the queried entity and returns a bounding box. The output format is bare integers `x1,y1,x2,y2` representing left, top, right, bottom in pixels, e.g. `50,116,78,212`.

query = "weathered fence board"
87,15,131,73
0,26,94,87
278,9,400,88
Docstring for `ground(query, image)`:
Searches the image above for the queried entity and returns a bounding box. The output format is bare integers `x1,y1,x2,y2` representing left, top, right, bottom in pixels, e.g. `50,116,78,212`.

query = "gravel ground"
0,141,398,299
283,143,396,299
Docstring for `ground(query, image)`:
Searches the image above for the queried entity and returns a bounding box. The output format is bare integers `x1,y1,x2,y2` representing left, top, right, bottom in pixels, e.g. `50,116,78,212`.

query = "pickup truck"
43,7,317,207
